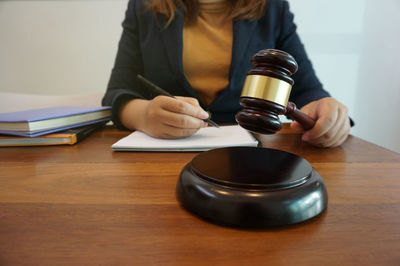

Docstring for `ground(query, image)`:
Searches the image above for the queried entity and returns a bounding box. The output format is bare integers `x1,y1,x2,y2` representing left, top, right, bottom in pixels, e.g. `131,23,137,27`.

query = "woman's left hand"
290,97,351,148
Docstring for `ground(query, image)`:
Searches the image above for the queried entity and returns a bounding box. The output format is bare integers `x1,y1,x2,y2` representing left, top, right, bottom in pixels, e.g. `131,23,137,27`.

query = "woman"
102,0,351,147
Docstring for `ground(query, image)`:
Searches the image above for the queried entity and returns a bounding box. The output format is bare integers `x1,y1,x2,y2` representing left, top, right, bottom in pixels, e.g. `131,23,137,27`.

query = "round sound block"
177,147,327,228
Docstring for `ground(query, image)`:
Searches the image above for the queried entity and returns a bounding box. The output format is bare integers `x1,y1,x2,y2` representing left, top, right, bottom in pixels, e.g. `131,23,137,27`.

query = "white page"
111,125,258,152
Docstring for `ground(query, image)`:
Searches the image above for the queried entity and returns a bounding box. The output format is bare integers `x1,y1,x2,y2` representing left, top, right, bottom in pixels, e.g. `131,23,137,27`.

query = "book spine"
75,123,104,142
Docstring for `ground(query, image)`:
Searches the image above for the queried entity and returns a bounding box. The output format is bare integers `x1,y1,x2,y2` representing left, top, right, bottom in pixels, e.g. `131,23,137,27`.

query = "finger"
335,128,351,146
146,123,201,139
290,121,304,132
323,115,350,147
299,101,319,120
158,105,208,129
320,103,349,147
159,124,201,139
309,110,350,148
328,132,349,148
176,96,201,107
303,104,339,141
313,111,346,147
324,118,351,147
161,97,209,120
147,97,207,129
164,126,202,139
178,97,211,122
158,109,208,129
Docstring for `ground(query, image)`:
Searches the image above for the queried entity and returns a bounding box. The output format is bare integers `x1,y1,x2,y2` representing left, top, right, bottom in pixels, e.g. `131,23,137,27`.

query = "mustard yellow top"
182,0,233,106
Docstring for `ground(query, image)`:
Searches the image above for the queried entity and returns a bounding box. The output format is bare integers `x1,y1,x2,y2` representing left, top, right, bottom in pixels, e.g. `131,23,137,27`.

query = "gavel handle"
285,102,315,130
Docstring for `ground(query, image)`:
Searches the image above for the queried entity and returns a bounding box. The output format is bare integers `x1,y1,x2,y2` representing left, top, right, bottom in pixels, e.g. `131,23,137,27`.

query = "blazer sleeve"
276,1,331,108
102,0,149,129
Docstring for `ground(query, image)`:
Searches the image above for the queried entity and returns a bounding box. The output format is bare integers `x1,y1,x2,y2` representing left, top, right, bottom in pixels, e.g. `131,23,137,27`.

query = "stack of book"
0,106,111,147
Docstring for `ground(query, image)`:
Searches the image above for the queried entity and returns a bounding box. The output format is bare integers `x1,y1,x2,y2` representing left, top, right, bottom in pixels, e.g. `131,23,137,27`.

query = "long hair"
147,0,268,26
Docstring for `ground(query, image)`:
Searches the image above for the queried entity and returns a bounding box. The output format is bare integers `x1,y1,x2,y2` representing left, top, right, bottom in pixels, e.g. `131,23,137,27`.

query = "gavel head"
235,49,298,134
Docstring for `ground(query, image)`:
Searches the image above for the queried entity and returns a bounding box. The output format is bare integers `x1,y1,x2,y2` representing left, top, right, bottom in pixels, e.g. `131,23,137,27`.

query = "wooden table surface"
1,125,399,265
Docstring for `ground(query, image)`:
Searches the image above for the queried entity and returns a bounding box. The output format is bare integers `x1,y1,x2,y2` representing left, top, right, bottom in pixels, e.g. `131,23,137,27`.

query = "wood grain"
0,125,399,265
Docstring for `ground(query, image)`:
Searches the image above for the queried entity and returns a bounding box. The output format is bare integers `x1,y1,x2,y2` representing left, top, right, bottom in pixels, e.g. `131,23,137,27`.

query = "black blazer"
102,0,330,127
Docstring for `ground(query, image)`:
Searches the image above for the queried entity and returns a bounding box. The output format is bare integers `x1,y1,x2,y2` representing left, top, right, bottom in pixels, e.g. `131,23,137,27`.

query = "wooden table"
1,125,399,265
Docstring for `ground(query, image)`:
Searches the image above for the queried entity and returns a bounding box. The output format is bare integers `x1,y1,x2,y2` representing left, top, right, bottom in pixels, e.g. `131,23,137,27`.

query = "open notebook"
112,125,259,152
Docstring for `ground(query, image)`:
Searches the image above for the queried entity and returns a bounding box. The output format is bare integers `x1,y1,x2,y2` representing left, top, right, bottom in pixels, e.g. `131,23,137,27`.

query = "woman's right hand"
120,96,210,139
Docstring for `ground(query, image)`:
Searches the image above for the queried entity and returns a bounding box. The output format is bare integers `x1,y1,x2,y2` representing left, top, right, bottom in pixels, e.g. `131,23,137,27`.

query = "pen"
136,74,219,128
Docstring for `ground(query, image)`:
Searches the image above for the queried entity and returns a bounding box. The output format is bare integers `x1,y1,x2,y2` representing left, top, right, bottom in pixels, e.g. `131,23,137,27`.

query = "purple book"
0,106,112,137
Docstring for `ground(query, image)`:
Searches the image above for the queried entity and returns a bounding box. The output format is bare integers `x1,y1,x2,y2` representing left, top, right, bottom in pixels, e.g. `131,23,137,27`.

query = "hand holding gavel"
235,49,315,135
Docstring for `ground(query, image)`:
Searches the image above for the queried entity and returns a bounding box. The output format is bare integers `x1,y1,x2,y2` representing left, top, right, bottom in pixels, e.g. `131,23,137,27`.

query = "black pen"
136,74,219,128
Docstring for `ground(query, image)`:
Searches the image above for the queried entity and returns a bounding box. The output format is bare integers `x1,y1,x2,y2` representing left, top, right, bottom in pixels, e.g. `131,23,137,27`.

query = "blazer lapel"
229,19,258,83
159,13,184,76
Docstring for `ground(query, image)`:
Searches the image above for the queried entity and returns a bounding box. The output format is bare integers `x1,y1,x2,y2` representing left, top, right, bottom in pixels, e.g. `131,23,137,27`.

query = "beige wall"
0,0,399,153
0,0,127,97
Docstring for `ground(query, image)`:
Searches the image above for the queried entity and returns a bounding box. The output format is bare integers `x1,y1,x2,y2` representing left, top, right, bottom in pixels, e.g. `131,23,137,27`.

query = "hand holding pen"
136,74,219,128
119,75,219,139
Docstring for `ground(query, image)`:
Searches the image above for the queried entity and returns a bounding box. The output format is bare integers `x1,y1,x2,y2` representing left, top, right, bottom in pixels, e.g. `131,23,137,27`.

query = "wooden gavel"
235,49,316,134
